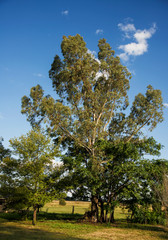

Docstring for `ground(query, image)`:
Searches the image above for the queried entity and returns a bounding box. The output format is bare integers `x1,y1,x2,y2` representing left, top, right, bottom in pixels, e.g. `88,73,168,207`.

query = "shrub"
128,206,166,225
59,199,66,206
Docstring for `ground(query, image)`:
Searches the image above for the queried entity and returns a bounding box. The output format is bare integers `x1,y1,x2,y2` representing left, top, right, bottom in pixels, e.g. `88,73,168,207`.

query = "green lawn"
0,201,167,240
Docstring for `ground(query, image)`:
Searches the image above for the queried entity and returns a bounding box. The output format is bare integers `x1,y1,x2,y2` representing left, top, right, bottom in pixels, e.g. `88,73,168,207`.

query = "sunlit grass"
40,201,129,220
0,219,168,240
0,201,167,240
41,200,91,215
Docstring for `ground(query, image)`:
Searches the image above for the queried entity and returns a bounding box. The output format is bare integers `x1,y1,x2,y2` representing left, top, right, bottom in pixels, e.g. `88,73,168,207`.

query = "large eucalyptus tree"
21,34,164,221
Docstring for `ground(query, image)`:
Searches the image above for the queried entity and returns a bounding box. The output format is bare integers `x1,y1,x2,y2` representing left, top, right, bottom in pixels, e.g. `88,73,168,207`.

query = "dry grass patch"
83,227,168,240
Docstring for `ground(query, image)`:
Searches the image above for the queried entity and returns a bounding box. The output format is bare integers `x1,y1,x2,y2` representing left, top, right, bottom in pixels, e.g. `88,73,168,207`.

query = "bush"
128,206,166,225
0,211,31,221
59,199,66,206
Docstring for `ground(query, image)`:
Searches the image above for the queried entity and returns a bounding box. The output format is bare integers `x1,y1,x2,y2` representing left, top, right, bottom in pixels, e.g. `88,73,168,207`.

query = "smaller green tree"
150,159,168,219
122,159,168,224
0,129,61,225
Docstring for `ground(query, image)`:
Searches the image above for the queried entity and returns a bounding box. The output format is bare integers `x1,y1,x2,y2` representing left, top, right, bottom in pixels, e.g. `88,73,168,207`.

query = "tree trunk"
100,199,105,223
91,196,99,222
105,209,108,223
96,202,99,222
109,208,115,223
25,207,29,220
32,206,37,225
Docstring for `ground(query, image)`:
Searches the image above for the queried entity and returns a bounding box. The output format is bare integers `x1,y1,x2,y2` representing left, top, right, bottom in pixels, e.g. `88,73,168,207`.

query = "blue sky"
0,0,168,158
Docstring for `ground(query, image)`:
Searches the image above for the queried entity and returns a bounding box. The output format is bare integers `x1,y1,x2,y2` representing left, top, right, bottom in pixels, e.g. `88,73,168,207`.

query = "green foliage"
21,35,164,160
22,34,132,154
21,34,164,223
0,211,24,221
122,159,168,226
0,137,11,162
128,206,166,225
0,129,62,224
59,199,66,206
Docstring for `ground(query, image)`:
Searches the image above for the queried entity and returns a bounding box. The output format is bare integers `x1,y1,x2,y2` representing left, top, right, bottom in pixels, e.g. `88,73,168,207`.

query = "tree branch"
125,117,152,143
58,123,92,154
103,100,116,132
96,99,107,126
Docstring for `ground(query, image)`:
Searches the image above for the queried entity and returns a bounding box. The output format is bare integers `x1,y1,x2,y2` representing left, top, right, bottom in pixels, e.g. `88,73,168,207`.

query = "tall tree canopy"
22,35,163,150
21,34,164,222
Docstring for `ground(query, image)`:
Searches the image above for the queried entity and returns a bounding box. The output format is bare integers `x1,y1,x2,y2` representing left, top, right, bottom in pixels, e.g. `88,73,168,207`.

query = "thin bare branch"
125,117,152,143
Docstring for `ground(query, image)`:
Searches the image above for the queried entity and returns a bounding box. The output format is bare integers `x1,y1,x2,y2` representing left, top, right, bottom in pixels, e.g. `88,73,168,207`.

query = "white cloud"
118,23,136,32
118,22,157,61
119,42,148,56
95,71,109,81
62,10,69,15
33,73,45,78
87,49,110,81
164,103,168,108
118,23,136,38
118,53,129,62
96,29,103,35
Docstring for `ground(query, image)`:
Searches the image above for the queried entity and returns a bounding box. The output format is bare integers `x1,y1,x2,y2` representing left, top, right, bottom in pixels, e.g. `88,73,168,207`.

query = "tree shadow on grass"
0,222,85,240
38,212,83,221
0,212,83,222
111,221,168,239
37,213,168,240
158,235,168,240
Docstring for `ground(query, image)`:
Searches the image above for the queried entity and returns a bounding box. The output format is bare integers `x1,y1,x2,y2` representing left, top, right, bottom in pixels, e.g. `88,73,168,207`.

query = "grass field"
40,201,127,219
0,201,167,240
41,201,91,215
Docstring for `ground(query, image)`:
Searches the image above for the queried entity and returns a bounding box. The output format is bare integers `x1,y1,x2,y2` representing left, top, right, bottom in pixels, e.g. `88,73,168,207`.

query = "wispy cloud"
118,23,136,39
127,68,136,76
118,22,157,61
118,53,129,62
96,29,103,35
62,10,69,15
33,73,45,78
164,103,168,108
